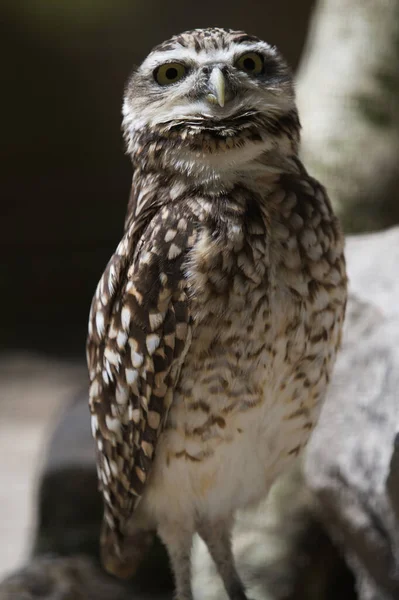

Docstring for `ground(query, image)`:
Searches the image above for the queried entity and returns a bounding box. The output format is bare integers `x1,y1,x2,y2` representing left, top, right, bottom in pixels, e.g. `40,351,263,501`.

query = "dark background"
1,0,314,357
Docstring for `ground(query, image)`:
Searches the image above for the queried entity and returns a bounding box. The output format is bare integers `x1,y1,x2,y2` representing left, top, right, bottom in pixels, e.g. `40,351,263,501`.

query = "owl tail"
100,520,154,580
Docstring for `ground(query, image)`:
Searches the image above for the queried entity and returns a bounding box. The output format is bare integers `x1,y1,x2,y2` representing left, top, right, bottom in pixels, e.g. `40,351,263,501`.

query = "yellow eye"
154,63,187,85
235,52,264,75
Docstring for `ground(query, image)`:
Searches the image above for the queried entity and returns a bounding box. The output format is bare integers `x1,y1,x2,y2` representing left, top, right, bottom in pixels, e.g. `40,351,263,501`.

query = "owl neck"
126,153,305,233
127,114,301,194
129,144,300,195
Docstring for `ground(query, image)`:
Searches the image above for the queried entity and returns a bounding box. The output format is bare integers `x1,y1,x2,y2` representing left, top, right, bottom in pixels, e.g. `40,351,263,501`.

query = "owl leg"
158,521,194,600
198,517,248,600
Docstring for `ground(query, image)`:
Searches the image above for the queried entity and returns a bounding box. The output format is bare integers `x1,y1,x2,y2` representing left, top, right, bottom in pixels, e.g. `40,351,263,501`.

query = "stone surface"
305,228,399,599
0,555,131,600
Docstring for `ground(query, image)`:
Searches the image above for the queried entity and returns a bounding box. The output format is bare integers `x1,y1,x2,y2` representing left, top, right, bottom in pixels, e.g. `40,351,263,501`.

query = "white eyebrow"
141,42,276,72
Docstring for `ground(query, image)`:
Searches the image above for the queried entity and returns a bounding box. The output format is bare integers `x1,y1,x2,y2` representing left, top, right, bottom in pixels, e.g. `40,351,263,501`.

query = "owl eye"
235,52,264,75
154,63,187,85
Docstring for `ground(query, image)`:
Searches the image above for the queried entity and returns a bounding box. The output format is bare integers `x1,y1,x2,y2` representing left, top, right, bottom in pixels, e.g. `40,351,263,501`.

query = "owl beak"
206,67,225,108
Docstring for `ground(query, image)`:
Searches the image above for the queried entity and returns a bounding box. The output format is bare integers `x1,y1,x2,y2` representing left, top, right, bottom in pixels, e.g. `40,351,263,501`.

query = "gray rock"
0,555,131,600
305,227,399,599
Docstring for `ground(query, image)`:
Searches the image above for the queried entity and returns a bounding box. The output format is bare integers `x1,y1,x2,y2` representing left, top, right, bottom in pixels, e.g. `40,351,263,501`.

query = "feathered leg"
198,517,248,600
158,522,194,600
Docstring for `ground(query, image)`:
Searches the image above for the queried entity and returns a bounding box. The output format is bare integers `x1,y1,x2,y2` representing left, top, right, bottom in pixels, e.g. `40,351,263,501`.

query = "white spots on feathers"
105,415,122,437
164,229,177,242
104,512,114,528
149,311,164,330
91,414,98,436
96,311,105,336
130,407,141,424
90,380,100,398
121,306,131,329
127,284,144,305
103,459,111,480
146,333,161,354
117,331,128,349
141,440,154,458
177,218,187,231
300,228,318,250
169,181,187,200
126,368,138,385
109,460,119,477
108,322,118,339
104,347,121,367
135,466,146,483
139,251,152,266
168,243,182,260
229,223,244,246
132,351,144,369
115,383,129,405
104,359,114,380
116,238,128,256
108,264,117,294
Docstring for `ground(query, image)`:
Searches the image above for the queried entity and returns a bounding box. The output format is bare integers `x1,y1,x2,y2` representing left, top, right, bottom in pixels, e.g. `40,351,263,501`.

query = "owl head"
123,28,300,180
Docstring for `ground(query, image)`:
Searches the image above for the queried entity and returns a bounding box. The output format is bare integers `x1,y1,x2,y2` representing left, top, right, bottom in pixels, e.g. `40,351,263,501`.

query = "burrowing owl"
87,27,347,600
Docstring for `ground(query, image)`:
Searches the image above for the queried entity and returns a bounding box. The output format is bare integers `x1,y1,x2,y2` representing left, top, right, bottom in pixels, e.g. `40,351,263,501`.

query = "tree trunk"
296,0,399,232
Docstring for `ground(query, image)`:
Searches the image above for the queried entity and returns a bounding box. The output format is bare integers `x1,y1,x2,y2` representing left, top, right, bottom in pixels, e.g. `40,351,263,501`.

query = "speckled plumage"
87,27,347,600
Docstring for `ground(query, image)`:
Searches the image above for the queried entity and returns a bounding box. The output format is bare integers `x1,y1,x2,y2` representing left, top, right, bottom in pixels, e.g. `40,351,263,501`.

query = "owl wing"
87,202,196,574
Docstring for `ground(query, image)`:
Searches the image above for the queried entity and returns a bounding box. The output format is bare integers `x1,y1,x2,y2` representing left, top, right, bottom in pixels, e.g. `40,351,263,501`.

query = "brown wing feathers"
87,204,195,569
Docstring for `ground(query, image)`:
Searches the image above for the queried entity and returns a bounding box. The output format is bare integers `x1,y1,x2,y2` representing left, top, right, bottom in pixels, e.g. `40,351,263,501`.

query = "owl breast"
141,188,344,525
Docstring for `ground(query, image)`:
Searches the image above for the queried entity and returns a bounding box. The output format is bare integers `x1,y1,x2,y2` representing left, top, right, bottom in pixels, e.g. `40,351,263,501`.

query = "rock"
33,394,102,560
0,555,130,600
305,227,399,599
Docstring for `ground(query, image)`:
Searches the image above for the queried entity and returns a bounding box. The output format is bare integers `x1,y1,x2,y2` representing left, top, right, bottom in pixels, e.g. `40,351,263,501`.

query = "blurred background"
1,0,399,597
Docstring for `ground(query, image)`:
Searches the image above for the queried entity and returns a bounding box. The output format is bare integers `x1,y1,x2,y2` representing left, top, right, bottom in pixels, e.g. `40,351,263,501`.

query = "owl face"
123,28,300,177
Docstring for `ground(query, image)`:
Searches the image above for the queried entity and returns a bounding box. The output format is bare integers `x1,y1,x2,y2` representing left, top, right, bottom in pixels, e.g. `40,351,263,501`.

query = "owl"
87,27,347,600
